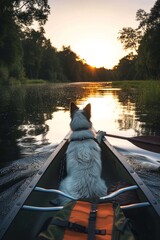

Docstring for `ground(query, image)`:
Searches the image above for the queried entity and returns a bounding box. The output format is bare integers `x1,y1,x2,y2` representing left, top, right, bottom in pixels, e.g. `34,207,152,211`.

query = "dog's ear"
70,102,79,117
83,103,91,120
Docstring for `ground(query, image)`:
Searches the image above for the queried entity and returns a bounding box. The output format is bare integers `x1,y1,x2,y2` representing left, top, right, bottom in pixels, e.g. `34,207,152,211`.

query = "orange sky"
44,0,156,69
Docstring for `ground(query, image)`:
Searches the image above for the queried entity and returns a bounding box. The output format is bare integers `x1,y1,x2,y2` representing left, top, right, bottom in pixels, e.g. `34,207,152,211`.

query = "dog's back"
59,103,107,204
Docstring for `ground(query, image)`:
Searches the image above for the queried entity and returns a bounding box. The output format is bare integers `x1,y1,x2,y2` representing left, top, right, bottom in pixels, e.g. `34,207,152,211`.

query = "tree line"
117,0,160,80
0,0,115,84
0,0,160,84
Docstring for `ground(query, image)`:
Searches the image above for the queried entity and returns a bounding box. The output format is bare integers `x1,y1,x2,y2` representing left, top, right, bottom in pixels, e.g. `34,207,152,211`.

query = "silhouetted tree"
137,25,160,79
147,0,160,29
115,54,137,80
22,27,47,79
39,40,65,81
0,0,50,27
118,0,160,80
58,46,82,82
0,0,50,83
118,27,142,53
136,9,149,31
136,0,160,79
0,5,24,83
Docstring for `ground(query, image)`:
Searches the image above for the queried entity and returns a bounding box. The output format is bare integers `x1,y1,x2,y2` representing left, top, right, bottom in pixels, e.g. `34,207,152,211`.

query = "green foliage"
0,0,115,84
137,24,160,79
0,12,24,82
135,0,160,79
147,0,160,29
58,46,81,82
117,0,160,80
1,0,160,84
39,40,65,82
22,27,46,79
0,0,50,84
21,28,66,82
114,54,138,80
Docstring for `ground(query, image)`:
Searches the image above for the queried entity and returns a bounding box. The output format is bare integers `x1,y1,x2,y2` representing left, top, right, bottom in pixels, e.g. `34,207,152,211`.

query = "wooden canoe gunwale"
102,138,160,216
0,132,71,240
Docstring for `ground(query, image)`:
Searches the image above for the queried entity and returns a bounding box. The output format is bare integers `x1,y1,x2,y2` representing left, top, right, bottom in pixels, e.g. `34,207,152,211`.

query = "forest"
0,0,160,84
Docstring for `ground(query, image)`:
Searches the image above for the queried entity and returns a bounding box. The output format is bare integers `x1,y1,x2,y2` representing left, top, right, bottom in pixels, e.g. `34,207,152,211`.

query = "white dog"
59,102,108,204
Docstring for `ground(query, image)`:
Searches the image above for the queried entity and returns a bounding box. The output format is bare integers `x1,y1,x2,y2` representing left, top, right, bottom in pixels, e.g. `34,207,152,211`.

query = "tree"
118,0,160,80
117,27,142,53
147,0,160,29
115,53,137,80
0,0,50,27
136,9,149,31
137,25,160,79
22,27,48,79
0,0,50,83
39,40,65,82
58,46,82,82
0,10,24,83
136,1,160,79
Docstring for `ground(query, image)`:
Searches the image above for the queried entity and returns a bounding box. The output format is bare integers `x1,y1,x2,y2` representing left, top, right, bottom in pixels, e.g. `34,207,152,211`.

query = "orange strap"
64,201,114,240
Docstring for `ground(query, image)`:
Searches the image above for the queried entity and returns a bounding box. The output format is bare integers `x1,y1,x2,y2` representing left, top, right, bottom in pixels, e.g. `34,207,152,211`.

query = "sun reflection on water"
75,90,137,137
34,85,138,146
15,83,139,157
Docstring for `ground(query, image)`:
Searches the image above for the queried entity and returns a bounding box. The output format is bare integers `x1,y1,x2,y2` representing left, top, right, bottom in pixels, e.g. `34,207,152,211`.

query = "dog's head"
70,102,92,131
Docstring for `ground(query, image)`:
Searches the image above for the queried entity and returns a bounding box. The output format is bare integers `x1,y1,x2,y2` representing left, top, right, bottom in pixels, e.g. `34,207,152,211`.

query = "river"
0,82,160,216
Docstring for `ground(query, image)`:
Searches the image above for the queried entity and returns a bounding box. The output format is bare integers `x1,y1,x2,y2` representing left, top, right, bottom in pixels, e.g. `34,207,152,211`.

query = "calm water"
0,82,160,161
0,82,160,215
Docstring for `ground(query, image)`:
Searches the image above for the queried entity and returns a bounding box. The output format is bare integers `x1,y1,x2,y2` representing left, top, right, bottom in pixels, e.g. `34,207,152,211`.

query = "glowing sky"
44,0,156,69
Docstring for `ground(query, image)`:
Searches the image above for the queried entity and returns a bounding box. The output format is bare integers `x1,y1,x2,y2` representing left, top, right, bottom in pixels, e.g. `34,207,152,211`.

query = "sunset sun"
73,38,120,69
44,0,155,69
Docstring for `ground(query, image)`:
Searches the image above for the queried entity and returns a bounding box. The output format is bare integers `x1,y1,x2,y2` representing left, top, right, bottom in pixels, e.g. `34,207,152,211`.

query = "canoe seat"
22,185,150,211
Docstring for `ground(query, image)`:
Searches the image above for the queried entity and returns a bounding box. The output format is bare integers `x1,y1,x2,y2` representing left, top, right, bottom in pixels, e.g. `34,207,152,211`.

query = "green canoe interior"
2,139,160,240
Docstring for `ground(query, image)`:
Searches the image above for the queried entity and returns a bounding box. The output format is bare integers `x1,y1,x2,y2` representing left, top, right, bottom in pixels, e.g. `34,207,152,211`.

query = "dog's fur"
59,102,108,204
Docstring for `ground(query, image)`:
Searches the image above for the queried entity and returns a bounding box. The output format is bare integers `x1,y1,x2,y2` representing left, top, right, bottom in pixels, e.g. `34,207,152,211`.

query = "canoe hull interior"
1,135,160,240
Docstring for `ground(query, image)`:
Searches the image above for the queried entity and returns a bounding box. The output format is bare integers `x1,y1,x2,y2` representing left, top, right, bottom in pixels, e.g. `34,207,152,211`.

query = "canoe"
0,131,160,240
